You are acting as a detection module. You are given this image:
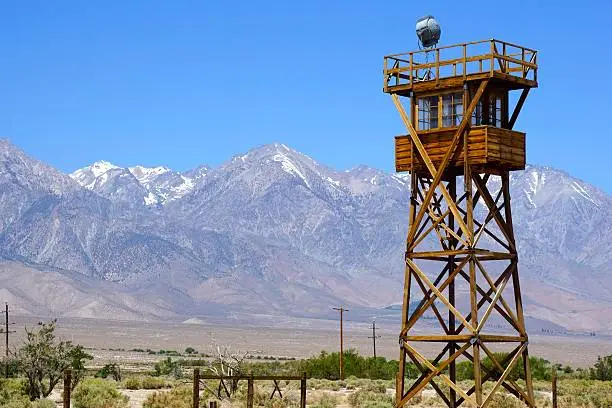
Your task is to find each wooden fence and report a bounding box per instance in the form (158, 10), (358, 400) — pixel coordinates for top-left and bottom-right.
(192, 369), (307, 408)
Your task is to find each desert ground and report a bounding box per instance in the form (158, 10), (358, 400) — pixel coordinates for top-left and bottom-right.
(8, 314), (612, 369)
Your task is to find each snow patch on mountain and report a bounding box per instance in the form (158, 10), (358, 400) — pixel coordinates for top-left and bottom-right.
(570, 181), (599, 207)
(272, 153), (311, 188)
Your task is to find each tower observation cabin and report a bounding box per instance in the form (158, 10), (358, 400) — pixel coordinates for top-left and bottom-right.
(384, 39), (537, 178)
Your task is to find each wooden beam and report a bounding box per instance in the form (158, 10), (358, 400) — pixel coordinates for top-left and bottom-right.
(404, 79), (488, 237)
(476, 269), (512, 333)
(482, 344), (526, 408)
(459, 346), (526, 405)
(401, 258), (468, 337)
(394, 108), (471, 242)
(473, 188), (504, 248)
(475, 259), (522, 334)
(399, 341), (474, 407)
(458, 268), (522, 334)
(508, 88), (529, 129)
(403, 342), (477, 406)
(403, 344), (450, 400)
(405, 335), (472, 342)
(406, 258), (476, 333)
(411, 272), (450, 334)
(404, 348), (452, 407)
(472, 173), (516, 252)
(480, 342), (532, 405)
(455, 265), (513, 334)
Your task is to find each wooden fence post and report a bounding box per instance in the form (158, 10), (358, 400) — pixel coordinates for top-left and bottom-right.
(247, 374), (254, 408)
(209, 402), (217, 408)
(63, 369), (71, 408)
(300, 372), (307, 408)
(193, 368), (200, 408)
(552, 368), (557, 408)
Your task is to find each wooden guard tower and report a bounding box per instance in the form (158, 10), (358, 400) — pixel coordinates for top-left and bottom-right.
(383, 39), (538, 407)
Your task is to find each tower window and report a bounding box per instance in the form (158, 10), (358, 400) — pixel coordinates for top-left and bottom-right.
(489, 95), (502, 127)
(472, 94), (503, 127)
(418, 96), (438, 130)
(472, 101), (483, 126)
(442, 92), (464, 127)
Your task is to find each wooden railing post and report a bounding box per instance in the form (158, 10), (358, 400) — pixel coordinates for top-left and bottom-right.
(63, 369), (71, 408)
(552, 368), (557, 408)
(383, 57), (388, 91)
(247, 374), (254, 408)
(409, 53), (413, 85)
(463, 44), (467, 79)
(300, 372), (307, 408)
(193, 368), (200, 408)
(490, 40), (494, 75)
(435, 48), (440, 82)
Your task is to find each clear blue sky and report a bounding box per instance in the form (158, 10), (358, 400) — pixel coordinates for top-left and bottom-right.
(1, 1), (611, 193)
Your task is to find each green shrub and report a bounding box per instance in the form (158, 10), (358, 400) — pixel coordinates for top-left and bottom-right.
(154, 357), (182, 379)
(2, 359), (20, 378)
(95, 362), (122, 381)
(297, 350), (410, 380)
(72, 378), (129, 408)
(141, 376), (166, 389)
(0, 379), (56, 408)
(311, 392), (338, 408)
(361, 380), (387, 393)
(348, 389), (393, 408)
(0, 399), (56, 408)
(16, 320), (93, 400)
(309, 379), (340, 391)
(453, 355), (552, 381)
(590, 355), (612, 380)
(122, 376), (166, 390)
(143, 387), (196, 408)
(0, 378), (28, 403)
(486, 393), (520, 408)
(558, 379), (612, 408)
(123, 377), (141, 390)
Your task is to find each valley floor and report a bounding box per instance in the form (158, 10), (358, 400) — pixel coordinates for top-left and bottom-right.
(8, 315), (612, 368)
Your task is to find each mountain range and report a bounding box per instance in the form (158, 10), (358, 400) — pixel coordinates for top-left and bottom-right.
(0, 139), (611, 333)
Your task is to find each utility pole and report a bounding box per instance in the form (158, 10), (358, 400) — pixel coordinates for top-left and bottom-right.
(1, 302), (16, 378)
(332, 307), (348, 380)
(368, 320), (381, 358)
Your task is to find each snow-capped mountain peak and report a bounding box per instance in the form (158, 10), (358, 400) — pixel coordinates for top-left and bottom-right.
(71, 161), (209, 206)
(128, 165), (171, 186)
(89, 160), (119, 176)
(70, 160), (120, 189)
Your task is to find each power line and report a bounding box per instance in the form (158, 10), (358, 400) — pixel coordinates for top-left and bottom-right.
(0, 302), (16, 378)
(332, 307), (348, 380)
(368, 320), (381, 358)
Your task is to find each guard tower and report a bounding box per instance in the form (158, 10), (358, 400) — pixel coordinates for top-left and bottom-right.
(384, 37), (538, 407)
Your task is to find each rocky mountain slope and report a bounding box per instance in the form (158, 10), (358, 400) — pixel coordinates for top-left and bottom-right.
(0, 139), (610, 332)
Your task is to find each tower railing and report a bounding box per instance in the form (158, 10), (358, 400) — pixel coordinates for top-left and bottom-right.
(383, 39), (537, 89)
